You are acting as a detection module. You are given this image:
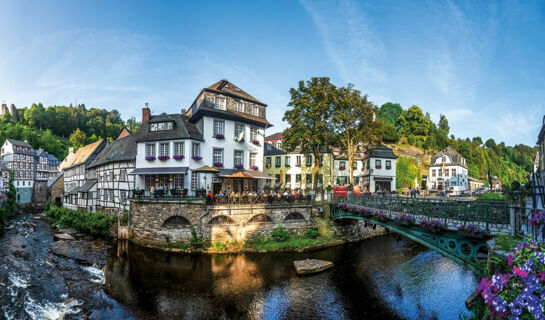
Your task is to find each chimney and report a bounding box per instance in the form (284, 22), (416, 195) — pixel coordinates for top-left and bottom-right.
(68, 147), (74, 154)
(142, 103), (150, 123)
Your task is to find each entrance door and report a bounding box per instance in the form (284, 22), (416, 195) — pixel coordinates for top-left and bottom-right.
(213, 183), (222, 195)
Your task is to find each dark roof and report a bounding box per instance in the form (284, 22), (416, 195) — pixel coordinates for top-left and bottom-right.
(6, 139), (32, 148)
(366, 145), (397, 159)
(79, 179), (97, 192)
(0, 163), (9, 171)
(189, 106), (272, 128)
(206, 79), (265, 106)
(538, 115), (545, 145)
(265, 132), (284, 141)
(129, 167), (189, 175)
(264, 143), (287, 156)
(36, 149), (48, 158)
(136, 113), (203, 143)
(431, 147), (467, 168)
(87, 135), (137, 169)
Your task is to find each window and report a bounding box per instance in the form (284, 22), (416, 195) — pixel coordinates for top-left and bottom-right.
(213, 120), (225, 136)
(119, 169), (127, 182)
(192, 143), (200, 157)
(120, 191), (127, 202)
(266, 157), (272, 168)
(452, 169), (456, 176)
(191, 172), (198, 190)
(109, 171), (114, 182)
(214, 97), (226, 110)
(445, 168), (449, 177)
(352, 161), (358, 170)
(275, 174), (280, 184)
(306, 155), (312, 166)
(306, 174), (312, 185)
(235, 123), (245, 139)
(275, 156), (281, 167)
(276, 141), (282, 149)
(375, 160), (382, 169)
(339, 161), (346, 170)
(284, 155), (290, 166)
(439, 169), (443, 177)
(442, 156), (446, 163)
(146, 144), (156, 157)
(237, 101), (245, 112)
(295, 174), (301, 184)
(296, 156), (302, 166)
(250, 127), (259, 142)
(432, 169), (436, 177)
(317, 174), (323, 186)
(109, 190), (114, 201)
(150, 122), (173, 131)
(213, 148), (223, 164)
(174, 142), (184, 156)
(319, 155), (324, 166)
(386, 160), (391, 169)
(250, 153), (257, 167)
(285, 174), (291, 185)
(252, 106), (260, 116)
(234, 150), (244, 166)
(159, 143), (169, 156)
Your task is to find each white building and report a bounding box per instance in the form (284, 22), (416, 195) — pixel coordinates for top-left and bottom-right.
(427, 147), (468, 191)
(1, 139), (36, 203)
(362, 145), (397, 192)
(332, 150), (365, 186)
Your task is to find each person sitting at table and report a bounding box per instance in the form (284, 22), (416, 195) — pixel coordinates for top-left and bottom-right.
(150, 185), (156, 194)
(157, 185), (164, 191)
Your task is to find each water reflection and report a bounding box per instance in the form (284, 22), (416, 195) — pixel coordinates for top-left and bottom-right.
(104, 236), (477, 320)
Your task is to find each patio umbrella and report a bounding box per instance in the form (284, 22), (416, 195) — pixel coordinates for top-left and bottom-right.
(193, 165), (220, 173)
(226, 171), (254, 179)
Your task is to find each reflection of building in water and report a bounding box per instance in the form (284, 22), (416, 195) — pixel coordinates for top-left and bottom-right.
(211, 255), (263, 295)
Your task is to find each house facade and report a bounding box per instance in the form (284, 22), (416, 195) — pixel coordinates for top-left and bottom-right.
(1, 139), (36, 203)
(332, 150), (366, 186)
(427, 146), (468, 191)
(362, 145), (397, 192)
(88, 132), (137, 213)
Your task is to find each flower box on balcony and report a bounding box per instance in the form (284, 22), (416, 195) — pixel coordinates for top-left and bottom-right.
(192, 155), (202, 161)
(234, 164), (244, 169)
(158, 155), (170, 161)
(250, 165), (258, 170)
(251, 139), (260, 145)
(215, 134), (225, 139)
(386, 166), (392, 170)
(145, 156), (156, 161)
(213, 162), (223, 168)
(376, 165), (382, 169)
(173, 155), (185, 160)
(339, 167), (346, 171)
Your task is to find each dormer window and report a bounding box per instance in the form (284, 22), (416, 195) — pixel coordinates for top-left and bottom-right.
(252, 106), (260, 116)
(150, 122), (173, 132)
(237, 101), (245, 112)
(215, 97), (226, 110)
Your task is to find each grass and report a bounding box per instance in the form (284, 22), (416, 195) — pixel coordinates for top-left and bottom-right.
(494, 234), (523, 252)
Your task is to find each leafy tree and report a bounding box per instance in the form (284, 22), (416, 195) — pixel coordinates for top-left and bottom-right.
(377, 102), (403, 125)
(472, 137), (483, 145)
(333, 84), (382, 185)
(485, 138), (497, 149)
(396, 156), (421, 189)
(438, 114), (450, 134)
(381, 121), (400, 143)
(282, 77), (337, 189)
(396, 105), (431, 136)
(69, 128), (88, 150)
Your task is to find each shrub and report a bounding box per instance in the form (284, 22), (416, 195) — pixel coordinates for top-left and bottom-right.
(190, 226), (203, 248)
(478, 192), (507, 201)
(305, 226), (319, 239)
(271, 227), (290, 242)
(44, 205), (117, 238)
(213, 241), (227, 252)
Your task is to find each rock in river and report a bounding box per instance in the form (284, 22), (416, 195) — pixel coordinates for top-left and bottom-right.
(293, 259), (334, 275)
(54, 233), (75, 241)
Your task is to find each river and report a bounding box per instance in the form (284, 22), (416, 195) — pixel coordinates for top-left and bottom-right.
(1, 213), (478, 320)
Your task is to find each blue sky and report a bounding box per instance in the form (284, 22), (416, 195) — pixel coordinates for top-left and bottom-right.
(0, 0), (544, 146)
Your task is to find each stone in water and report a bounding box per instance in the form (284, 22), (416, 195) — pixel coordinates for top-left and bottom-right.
(293, 259), (334, 275)
(54, 233), (75, 241)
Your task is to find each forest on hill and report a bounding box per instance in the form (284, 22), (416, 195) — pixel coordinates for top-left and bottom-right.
(0, 103), (140, 159)
(378, 102), (537, 188)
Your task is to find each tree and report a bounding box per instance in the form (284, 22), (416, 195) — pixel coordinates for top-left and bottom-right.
(69, 128), (88, 150)
(377, 102), (403, 125)
(438, 114), (450, 134)
(381, 121), (400, 143)
(282, 77), (337, 189)
(396, 105), (431, 136)
(333, 84), (382, 185)
(472, 137), (483, 145)
(396, 156), (421, 189)
(485, 138), (497, 150)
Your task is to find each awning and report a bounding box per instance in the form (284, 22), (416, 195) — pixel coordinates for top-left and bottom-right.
(193, 165), (220, 173)
(217, 169), (242, 177)
(226, 171), (255, 179)
(243, 170), (275, 180)
(373, 176), (393, 181)
(129, 167), (189, 175)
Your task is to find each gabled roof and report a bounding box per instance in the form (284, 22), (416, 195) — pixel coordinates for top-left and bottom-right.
(47, 153), (58, 161)
(6, 139), (32, 148)
(432, 146), (466, 167)
(36, 149), (48, 158)
(136, 113), (203, 143)
(206, 79), (265, 106)
(62, 140), (106, 170)
(87, 134), (137, 169)
(365, 145), (397, 159)
(264, 143), (287, 156)
(265, 132), (284, 141)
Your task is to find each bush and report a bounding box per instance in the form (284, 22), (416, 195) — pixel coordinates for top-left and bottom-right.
(305, 226), (319, 239)
(213, 241), (227, 252)
(44, 205), (117, 238)
(190, 226), (203, 248)
(478, 192), (507, 201)
(271, 227), (290, 242)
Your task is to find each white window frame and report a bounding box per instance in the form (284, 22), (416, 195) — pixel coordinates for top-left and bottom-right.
(250, 127), (259, 141)
(159, 143), (169, 157)
(174, 142), (184, 156)
(237, 101), (245, 112)
(250, 153), (257, 167)
(234, 150), (244, 166)
(213, 148), (223, 164)
(235, 123), (245, 137)
(252, 105), (260, 116)
(191, 172), (198, 190)
(214, 96), (226, 110)
(146, 144), (156, 157)
(213, 120), (225, 136)
(192, 143), (200, 157)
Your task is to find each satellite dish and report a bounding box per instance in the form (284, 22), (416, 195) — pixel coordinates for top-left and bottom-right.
(238, 131), (245, 142)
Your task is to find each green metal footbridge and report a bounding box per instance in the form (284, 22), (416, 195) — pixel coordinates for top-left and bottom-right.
(331, 195), (514, 275)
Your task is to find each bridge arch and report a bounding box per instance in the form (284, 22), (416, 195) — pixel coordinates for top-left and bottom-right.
(208, 215), (235, 225)
(162, 215), (191, 228)
(248, 214), (273, 223)
(284, 212), (305, 221)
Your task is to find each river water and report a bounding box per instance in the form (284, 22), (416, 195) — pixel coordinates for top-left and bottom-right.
(1, 213), (479, 320)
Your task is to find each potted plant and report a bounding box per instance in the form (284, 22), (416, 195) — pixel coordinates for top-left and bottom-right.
(376, 165), (382, 169)
(145, 155), (156, 161)
(386, 165), (392, 170)
(394, 213), (414, 226)
(158, 155), (170, 161)
(529, 209), (545, 227)
(250, 165), (258, 170)
(457, 223), (483, 238)
(215, 134), (225, 139)
(419, 218), (445, 233)
(173, 155), (185, 160)
(192, 155), (202, 161)
(213, 162), (223, 168)
(340, 166), (346, 171)
(234, 164), (244, 169)
(251, 139), (260, 145)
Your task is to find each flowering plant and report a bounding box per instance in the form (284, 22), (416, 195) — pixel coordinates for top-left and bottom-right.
(530, 210), (545, 227)
(173, 155), (184, 160)
(234, 164), (244, 169)
(375, 210), (388, 220)
(337, 203), (348, 209)
(386, 166), (392, 170)
(145, 156), (156, 161)
(477, 239), (545, 319)
(339, 167), (346, 171)
(215, 134), (225, 139)
(251, 139), (260, 145)
(458, 223), (483, 237)
(376, 165), (382, 169)
(158, 155), (170, 161)
(250, 165), (258, 170)
(192, 155), (202, 161)
(394, 213), (414, 224)
(213, 162), (223, 168)
(419, 218), (445, 233)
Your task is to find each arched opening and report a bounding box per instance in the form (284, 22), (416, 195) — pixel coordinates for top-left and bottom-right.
(162, 215), (191, 227)
(208, 215), (235, 225)
(248, 214), (273, 223)
(284, 212), (305, 221)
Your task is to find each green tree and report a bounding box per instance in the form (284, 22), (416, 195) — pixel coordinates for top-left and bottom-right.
(472, 136), (483, 145)
(438, 114), (450, 134)
(333, 84), (382, 185)
(377, 102), (403, 125)
(381, 121), (400, 143)
(396, 156), (421, 189)
(282, 77), (337, 189)
(396, 105), (431, 136)
(69, 128), (88, 150)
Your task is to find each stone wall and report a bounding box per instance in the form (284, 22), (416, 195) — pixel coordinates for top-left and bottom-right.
(50, 175), (64, 206)
(129, 201), (313, 245)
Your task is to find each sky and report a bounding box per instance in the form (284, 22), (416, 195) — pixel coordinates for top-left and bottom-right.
(0, 0), (544, 146)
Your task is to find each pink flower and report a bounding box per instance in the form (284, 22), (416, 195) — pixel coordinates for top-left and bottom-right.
(507, 254), (513, 266)
(513, 267), (528, 278)
(537, 271), (545, 282)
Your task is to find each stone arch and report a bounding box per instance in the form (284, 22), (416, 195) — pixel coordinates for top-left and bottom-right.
(162, 215), (191, 228)
(208, 215), (235, 225)
(284, 212), (305, 221)
(248, 214), (273, 223)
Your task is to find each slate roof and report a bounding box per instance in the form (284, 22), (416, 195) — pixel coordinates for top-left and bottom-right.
(264, 143), (287, 156)
(62, 140), (106, 170)
(79, 179), (97, 193)
(136, 113), (203, 143)
(36, 149), (47, 158)
(207, 79), (265, 106)
(87, 134), (137, 169)
(366, 145), (398, 159)
(6, 139), (32, 148)
(431, 146), (466, 168)
(265, 132), (284, 141)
